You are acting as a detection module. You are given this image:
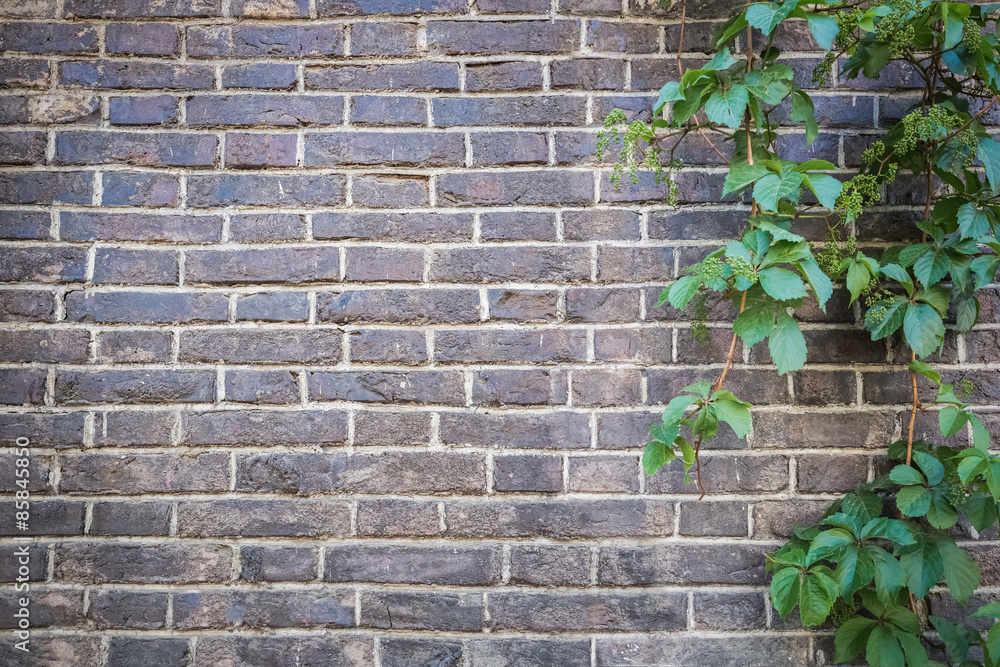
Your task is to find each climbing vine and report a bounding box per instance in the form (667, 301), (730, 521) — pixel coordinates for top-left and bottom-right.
(600, 1), (1000, 665)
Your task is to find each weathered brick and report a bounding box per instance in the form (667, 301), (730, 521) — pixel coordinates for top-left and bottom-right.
(2, 0), (57, 15)
(598, 246), (673, 282)
(0, 58), (50, 87)
(487, 288), (559, 321)
(352, 174), (429, 208)
(568, 288), (642, 323)
(679, 500), (749, 537)
(61, 212), (223, 242)
(0, 499), (84, 536)
(101, 171), (180, 207)
(240, 545), (317, 582)
(0, 542), (48, 582)
(0, 368), (47, 405)
(226, 369), (300, 404)
(188, 25), (343, 57)
(236, 451), (484, 494)
(225, 132), (298, 168)
(235, 291), (309, 322)
(0, 172), (93, 205)
(350, 21), (419, 56)
(55, 369), (216, 404)
(753, 411), (896, 449)
(189, 94), (344, 127)
(174, 590), (354, 629)
(106, 22), (178, 55)
(309, 370), (465, 405)
(66, 291), (229, 323)
(350, 329), (427, 364)
(473, 369), (564, 406)
(90, 501), (172, 536)
(186, 247), (340, 284)
(56, 131), (217, 167)
(360, 591), (483, 631)
(471, 131), (548, 166)
(469, 639), (591, 666)
(0, 412), (85, 448)
(694, 592), (767, 631)
(354, 411), (432, 446)
(432, 246), (591, 282)
(480, 211), (556, 241)
(478, 0), (548, 11)
(0, 131), (46, 165)
(305, 131), (464, 167)
(435, 329), (588, 364)
(182, 409), (347, 446)
(0, 636), (101, 666)
(796, 454), (870, 493)
(382, 639), (464, 667)
(0, 329), (88, 363)
(65, 0), (221, 16)
(189, 173), (345, 207)
(597, 636), (811, 666)
(0, 22), (97, 53)
(573, 368), (642, 407)
(595, 328), (673, 364)
(305, 62), (460, 91)
(319, 0), (465, 14)
(433, 96), (586, 126)
(568, 455), (639, 492)
(753, 499), (834, 539)
(588, 20), (659, 51)
(427, 21), (579, 55)
(222, 63), (298, 89)
(314, 211), (472, 242)
(60, 452), (229, 495)
(446, 499), (673, 538)
(231, 213), (307, 242)
(599, 543), (766, 585)
(327, 545), (500, 584)
(179, 329), (341, 364)
(494, 454), (564, 492)
(552, 58), (626, 90)
(232, 0), (309, 16)
(647, 454), (790, 495)
(108, 638), (191, 667)
(56, 543), (232, 583)
(0, 289), (55, 321)
(60, 61), (215, 89)
(510, 545), (591, 587)
(350, 94), (427, 125)
(179, 499), (351, 537)
(89, 590), (168, 629)
(96, 330), (172, 363)
(194, 636), (373, 667)
(0, 211), (48, 240)
(318, 288), (481, 324)
(356, 499), (440, 536)
(92, 410), (175, 448)
(490, 591), (687, 632)
(565, 209), (641, 240)
(0, 453), (52, 492)
(466, 61), (543, 91)
(440, 411), (590, 449)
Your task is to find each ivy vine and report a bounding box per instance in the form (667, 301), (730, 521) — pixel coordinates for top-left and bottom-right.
(599, 1), (1000, 665)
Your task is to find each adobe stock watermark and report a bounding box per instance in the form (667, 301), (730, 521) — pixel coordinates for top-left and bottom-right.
(11, 436), (32, 653)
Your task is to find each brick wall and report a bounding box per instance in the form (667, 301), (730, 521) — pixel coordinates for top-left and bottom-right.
(2, 0), (998, 665)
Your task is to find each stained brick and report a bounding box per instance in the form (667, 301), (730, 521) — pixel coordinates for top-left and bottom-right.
(55, 369), (216, 405)
(317, 288), (481, 324)
(471, 131), (548, 166)
(481, 211), (558, 242)
(60, 61), (215, 89)
(352, 174), (429, 208)
(61, 212), (223, 242)
(61, 453), (230, 494)
(225, 132), (298, 168)
(446, 499), (674, 538)
(305, 131), (464, 167)
(433, 96), (586, 126)
(351, 21), (420, 56)
(222, 63), (298, 89)
(187, 174), (345, 207)
(308, 370), (465, 405)
(314, 211), (472, 242)
(181, 410), (348, 446)
(466, 61), (543, 91)
(327, 545), (499, 584)
(0, 329), (89, 363)
(56, 131), (217, 167)
(305, 62), (460, 91)
(434, 329), (588, 364)
(0, 23), (98, 53)
(179, 329), (341, 364)
(179, 499), (351, 537)
(187, 25), (343, 57)
(440, 412), (591, 449)
(0, 131), (47, 165)
(187, 95), (344, 127)
(489, 591), (687, 632)
(66, 291), (229, 324)
(174, 590), (354, 628)
(106, 22), (178, 55)
(431, 247), (591, 282)
(427, 21), (579, 55)
(101, 171), (180, 207)
(186, 247), (340, 284)
(56, 543), (232, 584)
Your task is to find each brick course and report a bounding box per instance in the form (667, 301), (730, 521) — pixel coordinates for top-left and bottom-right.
(1, 1), (997, 665)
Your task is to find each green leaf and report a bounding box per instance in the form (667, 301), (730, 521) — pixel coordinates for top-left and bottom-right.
(759, 267), (807, 300)
(769, 311), (807, 374)
(937, 538), (981, 605)
(799, 566), (839, 626)
(860, 518), (914, 545)
(900, 538), (944, 598)
(846, 260), (871, 304)
(807, 527), (855, 562)
(908, 360), (941, 384)
(723, 160), (770, 197)
(682, 380), (713, 398)
(650, 422), (681, 445)
(746, 0), (801, 35)
(806, 11), (840, 50)
(803, 173), (843, 210)
(866, 296), (908, 340)
(704, 46), (739, 70)
(791, 90), (818, 146)
(939, 406), (969, 438)
(753, 217), (803, 242)
(955, 297), (979, 333)
(712, 397), (753, 438)
(930, 616), (975, 665)
(987, 625), (1000, 667)
(661, 394), (699, 424)
(958, 203), (992, 238)
(666, 275), (701, 310)
(926, 490), (959, 530)
(769, 566), (801, 621)
(959, 491), (998, 532)
(843, 492), (883, 524)
(836, 544), (876, 596)
(903, 303), (945, 358)
(896, 485), (932, 517)
(913, 451), (944, 486)
(970, 413), (992, 451)
(761, 240), (811, 267)
(693, 406), (718, 439)
(705, 84), (749, 129)
(979, 137), (1000, 192)
(869, 546), (907, 603)
(972, 255), (1000, 290)
(890, 626), (928, 667)
(753, 171), (804, 211)
(836, 616), (877, 663)
(972, 602), (1000, 620)
(714, 14), (749, 47)
(913, 249), (951, 288)
(866, 622), (905, 667)
(798, 257), (834, 308)
(642, 440), (676, 475)
(879, 263), (914, 295)
(889, 464), (925, 487)
(733, 301), (776, 347)
(654, 81), (684, 115)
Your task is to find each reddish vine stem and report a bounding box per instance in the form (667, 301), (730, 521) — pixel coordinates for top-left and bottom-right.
(676, 0), (687, 79)
(907, 349), (918, 466)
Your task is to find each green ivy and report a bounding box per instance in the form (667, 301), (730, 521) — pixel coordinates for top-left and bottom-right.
(598, 1), (1000, 664)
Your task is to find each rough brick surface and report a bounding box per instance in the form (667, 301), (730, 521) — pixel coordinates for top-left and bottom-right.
(1, 3), (996, 664)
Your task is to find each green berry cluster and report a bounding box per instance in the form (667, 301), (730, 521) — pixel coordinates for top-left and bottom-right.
(815, 228), (846, 278)
(690, 289), (710, 345)
(729, 256), (759, 285)
(875, 0), (919, 59)
(836, 174), (882, 223)
(698, 256), (725, 282)
(959, 378), (976, 398)
(963, 19), (984, 53)
(828, 597), (857, 628)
